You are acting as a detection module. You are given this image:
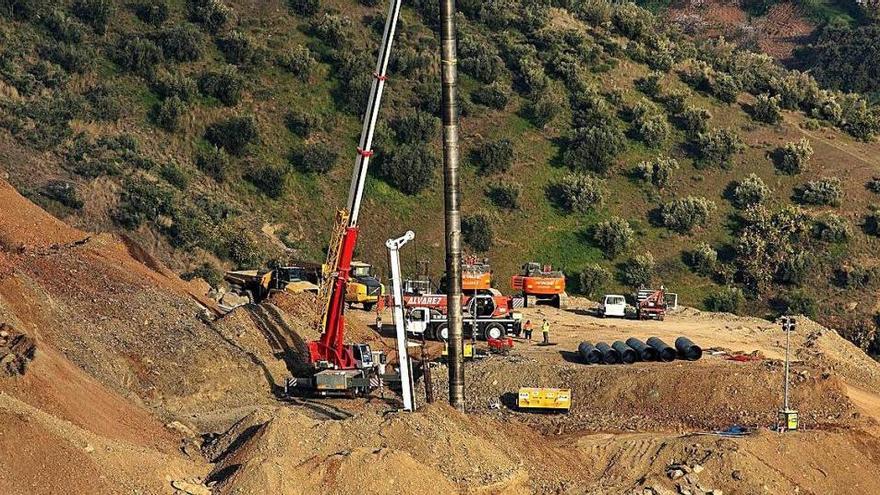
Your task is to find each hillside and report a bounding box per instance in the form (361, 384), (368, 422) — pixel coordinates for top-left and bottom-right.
(2, 0), (880, 353)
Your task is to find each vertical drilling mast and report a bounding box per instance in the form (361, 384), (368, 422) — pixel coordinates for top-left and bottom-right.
(387, 231), (416, 411)
(308, 0), (403, 370)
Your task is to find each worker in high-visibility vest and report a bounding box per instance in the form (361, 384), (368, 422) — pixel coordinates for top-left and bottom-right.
(541, 319), (550, 345)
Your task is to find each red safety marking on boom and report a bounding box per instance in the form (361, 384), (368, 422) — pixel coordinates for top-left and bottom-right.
(357, 148), (374, 157)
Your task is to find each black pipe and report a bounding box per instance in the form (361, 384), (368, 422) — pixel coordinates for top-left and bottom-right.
(595, 342), (621, 364)
(578, 342), (601, 364)
(626, 337), (658, 361)
(647, 337), (676, 362)
(675, 336), (702, 361)
(612, 341), (638, 364)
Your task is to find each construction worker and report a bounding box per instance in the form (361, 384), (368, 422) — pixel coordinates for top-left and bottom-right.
(541, 319), (550, 345)
(523, 320), (533, 340)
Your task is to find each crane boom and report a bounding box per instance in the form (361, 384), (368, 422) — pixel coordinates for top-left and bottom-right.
(308, 0), (403, 369)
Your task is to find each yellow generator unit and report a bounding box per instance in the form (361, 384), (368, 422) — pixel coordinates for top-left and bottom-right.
(517, 387), (571, 411)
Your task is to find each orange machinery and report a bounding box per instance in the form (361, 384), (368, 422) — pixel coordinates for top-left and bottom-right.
(461, 256), (492, 294)
(511, 262), (568, 309)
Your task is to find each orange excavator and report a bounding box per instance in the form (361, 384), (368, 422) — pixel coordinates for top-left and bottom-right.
(511, 262), (568, 309)
(461, 256), (492, 294)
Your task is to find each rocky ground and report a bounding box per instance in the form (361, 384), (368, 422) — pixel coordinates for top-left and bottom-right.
(3, 176), (880, 494)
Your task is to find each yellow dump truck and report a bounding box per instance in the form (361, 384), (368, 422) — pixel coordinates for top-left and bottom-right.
(344, 261), (385, 310)
(224, 265), (319, 304)
(517, 387), (571, 411)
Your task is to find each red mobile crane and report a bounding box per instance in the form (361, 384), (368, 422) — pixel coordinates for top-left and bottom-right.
(288, 0), (403, 396)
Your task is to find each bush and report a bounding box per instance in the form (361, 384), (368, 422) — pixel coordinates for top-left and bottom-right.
(612, 3), (651, 40)
(205, 116), (259, 156)
(524, 90), (564, 127)
(564, 125), (626, 174)
(44, 10), (86, 43)
(309, 13), (351, 47)
(393, 111), (438, 144)
(220, 224), (268, 268)
(198, 67), (243, 106)
(1, 0), (45, 20)
(217, 31), (257, 67)
(635, 72), (663, 97)
(775, 138), (812, 175)
(795, 177), (843, 207)
(284, 110), (322, 137)
(486, 180), (521, 210)
(620, 252), (655, 287)
(713, 73), (740, 104)
(866, 208), (880, 237)
(833, 265), (875, 289)
(472, 82), (510, 110)
(660, 196), (716, 233)
(695, 128), (744, 168)
(575, 0), (612, 25)
(292, 142), (338, 174)
(686, 242), (717, 276)
(459, 34), (505, 84)
(114, 178), (176, 229)
(635, 156), (678, 189)
(134, 1), (169, 26)
(752, 93), (782, 124)
(40, 43), (94, 74)
(152, 71), (198, 101)
(72, 0), (113, 35)
(158, 24), (203, 63)
(774, 250), (811, 285)
(114, 36), (163, 76)
(187, 0), (230, 33)
(579, 263), (610, 298)
(593, 216), (634, 259)
(152, 96), (186, 132)
(377, 144), (438, 195)
(705, 287), (744, 314)
(159, 162), (190, 189)
(866, 177), (880, 194)
(289, 0), (320, 16)
(195, 146), (232, 182)
(552, 172), (607, 213)
(277, 45), (315, 81)
(246, 162), (288, 198)
(85, 84), (123, 120)
(677, 106), (711, 134)
(473, 138), (514, 174)
(777, 289), (817, 318)
(813, 213), (851, 242)
(730, 173), (770, 209)
(40, 181), (83, 209)
(662, 88), (689, 115)
(634, 113), (669, 148)
(182, 262), (224, 288)
(462, 213), (493, 252)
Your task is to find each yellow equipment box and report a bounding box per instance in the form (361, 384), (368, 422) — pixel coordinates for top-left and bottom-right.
(442, 342), (475, 359)
(517, 387), (571, 411)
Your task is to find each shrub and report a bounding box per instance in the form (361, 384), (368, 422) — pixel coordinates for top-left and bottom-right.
(775, 138), (813, 175)
(813, 213), (851, 242)
(85, 84), (123, 120)
(198, 67), (243, 106)
(579, 263), (610, 298)
(195, 146), (232, 182)
(246, 162), (288, 198)
(41, 43), (94, 74)
(40, 181), (83, 209)
(152, 96), (186, 132)
(635, 72), (663, 97)
(575, 0), (612, 25)
(44, 10), (86, 43)
(712, 73), (740, 104)
(473, 138), (514, 174)
(730, 173), (770, 209)
(292, 142), (338, 174)
(486, 180), (521, 210)
(72, 0), (113, 35)
(134, 1), (169, 26)
(394, 111), (438, 144)
(459, 34), (505, 84)
(152, 71), (198, 101)
(695, 128), (744, 168)
(768, 71), (817, 110)
(462, 213), (493, 252)
(612, 2), (651, 40)
(289, 0), (320, 16)
(620, 252), (655, 287)
(183, 262), (224, 288)
(752, 93), (782, 124)
(472, 82), (510, 109)
(114, 36), (163, 76)
(277, 45), (315, 81)
(795, 177), (843, 206)
(524, 90), (564, 127)
(833, 265), (875, 289)
(634, 113), (669, 148)
(221, 224), (268, 268)
(284, 110), (322, 137)
(662, 89), (689, 115)
(114, 178), (175, 229)
(660, 196), (716, 233)
(775, 250), (812, 285)
(866, 177), (880, 194)
(866, 207), (880, 237)
(705, 287), (744, 314)
(377, 144), (438, 195)
(552, 172), (607, 213)
(205, 116), (259, 156)
(158, 24), (203, 62)
(593, 216), (634, 259)
(309, 13), (351, 47)
(635, 156), (678, 189)
(217, 31), (256, 67)
(564, 125), (626, 174)
(686, 242), (717, 276)
(186, 0), (230, 33)
(777, 289), (817, 318)
(1, 0), (44, 20)
(677, 106), (711, 134)
(159, 162), (190, 189)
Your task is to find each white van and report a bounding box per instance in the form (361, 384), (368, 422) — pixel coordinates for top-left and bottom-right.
(598, 294), (627, 318)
